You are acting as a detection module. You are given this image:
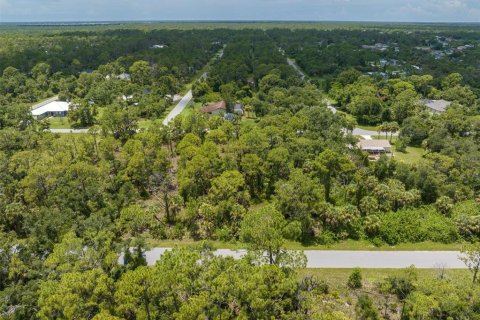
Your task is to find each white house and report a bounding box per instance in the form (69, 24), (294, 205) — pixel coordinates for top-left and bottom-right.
(31, 96), (70, 118)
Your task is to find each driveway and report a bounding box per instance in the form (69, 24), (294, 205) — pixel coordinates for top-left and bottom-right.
(162, 90), (193, 125)
(125, 248), (466, 269)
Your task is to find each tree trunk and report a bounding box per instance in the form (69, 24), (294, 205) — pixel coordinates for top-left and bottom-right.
(268, 247), (274, 265)
(143, 286), (152, 320)
(325, 177), (331, 203)
(473, 264), (479, 284)
(163, 188), (171, 223)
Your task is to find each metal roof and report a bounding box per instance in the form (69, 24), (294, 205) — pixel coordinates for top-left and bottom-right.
(357, 139), (392, 149)
(421, 99), (451, 113)
(32, 100), (70, 116)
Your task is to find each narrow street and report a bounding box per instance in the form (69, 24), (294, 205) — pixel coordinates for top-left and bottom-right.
(126, 248), (466, 269)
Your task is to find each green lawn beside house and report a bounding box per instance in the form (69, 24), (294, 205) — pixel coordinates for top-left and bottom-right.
(46, 116), (72, 129)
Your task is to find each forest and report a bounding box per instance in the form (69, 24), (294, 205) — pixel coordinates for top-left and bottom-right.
(0, 22), (480, 319)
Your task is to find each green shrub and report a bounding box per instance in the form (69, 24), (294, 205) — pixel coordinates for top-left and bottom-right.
(355, 294), (380, 320)
(348, 268), (363, 289)
(378, 206), (459, 245)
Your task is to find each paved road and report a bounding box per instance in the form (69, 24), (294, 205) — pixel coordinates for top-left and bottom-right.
(162, 90), (193, 125)
(49, 128), (89, 133)
(351, 128), (399, 137)
(287, 58), (306, 81)
(130, 248), (466, 269)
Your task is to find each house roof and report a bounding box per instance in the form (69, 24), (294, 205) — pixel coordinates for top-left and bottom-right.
(357, 139), (391, 150)
(201, 101), (226, 113)
(421, 99), (451, 113)
(32, 99), (70, 116)
(32, 96), (59, 110)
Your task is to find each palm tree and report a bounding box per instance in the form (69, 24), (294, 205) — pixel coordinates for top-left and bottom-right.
(379, 122), (390, 140)
(389, 121), (400, 143)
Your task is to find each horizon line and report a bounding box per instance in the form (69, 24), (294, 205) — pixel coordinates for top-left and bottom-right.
(1, 19), (480, 25)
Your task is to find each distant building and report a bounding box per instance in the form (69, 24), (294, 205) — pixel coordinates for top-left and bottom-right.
(117, 73), (131, 81)
(151, 44), (168, 49)
(31, 96), (70, 118)
(358, 139), (392, 160)
(200, 101), (226, 115)
(415, 46), (431, 52)
(421, 99), (451, 114)
(362, 43), (389, 51)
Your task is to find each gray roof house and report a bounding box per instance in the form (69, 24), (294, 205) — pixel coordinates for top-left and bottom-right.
(421, 99), (451, 114)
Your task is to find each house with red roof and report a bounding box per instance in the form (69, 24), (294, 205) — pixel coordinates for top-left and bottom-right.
(200, 101), (227, 115)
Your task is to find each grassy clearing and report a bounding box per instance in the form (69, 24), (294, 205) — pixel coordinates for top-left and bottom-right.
(356, 124), (380, 131)
(298, 268), (471, 293)
(47, 116), (72, 129)
(370, 136), (427, 164)
(145, 238), (466, 251)
(394, 146), (426, 164)
(181, 101), (201, 118)
(137, 119), (154, 130)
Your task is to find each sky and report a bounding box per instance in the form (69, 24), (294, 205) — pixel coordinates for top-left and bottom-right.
(0, 0), (479, 23)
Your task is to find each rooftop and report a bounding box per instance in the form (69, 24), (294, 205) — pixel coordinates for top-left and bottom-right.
(421, 99), (451, 113)
(357, 139), (392, 150)
(31, 97), (70, 116)
(201, 101), (226, 113)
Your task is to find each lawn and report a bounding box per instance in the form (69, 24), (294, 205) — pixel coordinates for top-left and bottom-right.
(137, 119), (154, 129)
(181, 101), (201, 118)
(298, 268), (471, 293)
(371, 136), (427, 164)
(145, 238), (467, 251)
(47, 116), (72, 129)
(394, 146), (426, 164)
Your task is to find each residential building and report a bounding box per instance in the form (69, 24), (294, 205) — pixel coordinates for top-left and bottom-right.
(200, 101), (226, 115)
(421, 99), (451, 114)
(31, 96), (70, 118)
(358, 139), (392, 160)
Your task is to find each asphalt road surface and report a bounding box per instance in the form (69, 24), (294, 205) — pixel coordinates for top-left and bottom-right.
(287, 58), (306, 81)
(129, 248), (466, 269)
(49, 128), (89, 133)
(352, 128), (399, 136)
(162, 90), (193, 125)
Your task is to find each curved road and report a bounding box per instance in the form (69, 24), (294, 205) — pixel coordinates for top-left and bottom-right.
(132, 248), (466, 269)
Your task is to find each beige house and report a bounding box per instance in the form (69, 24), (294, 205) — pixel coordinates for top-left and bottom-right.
(358, 139), (392, 160)
(421, 99), (451, 114)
